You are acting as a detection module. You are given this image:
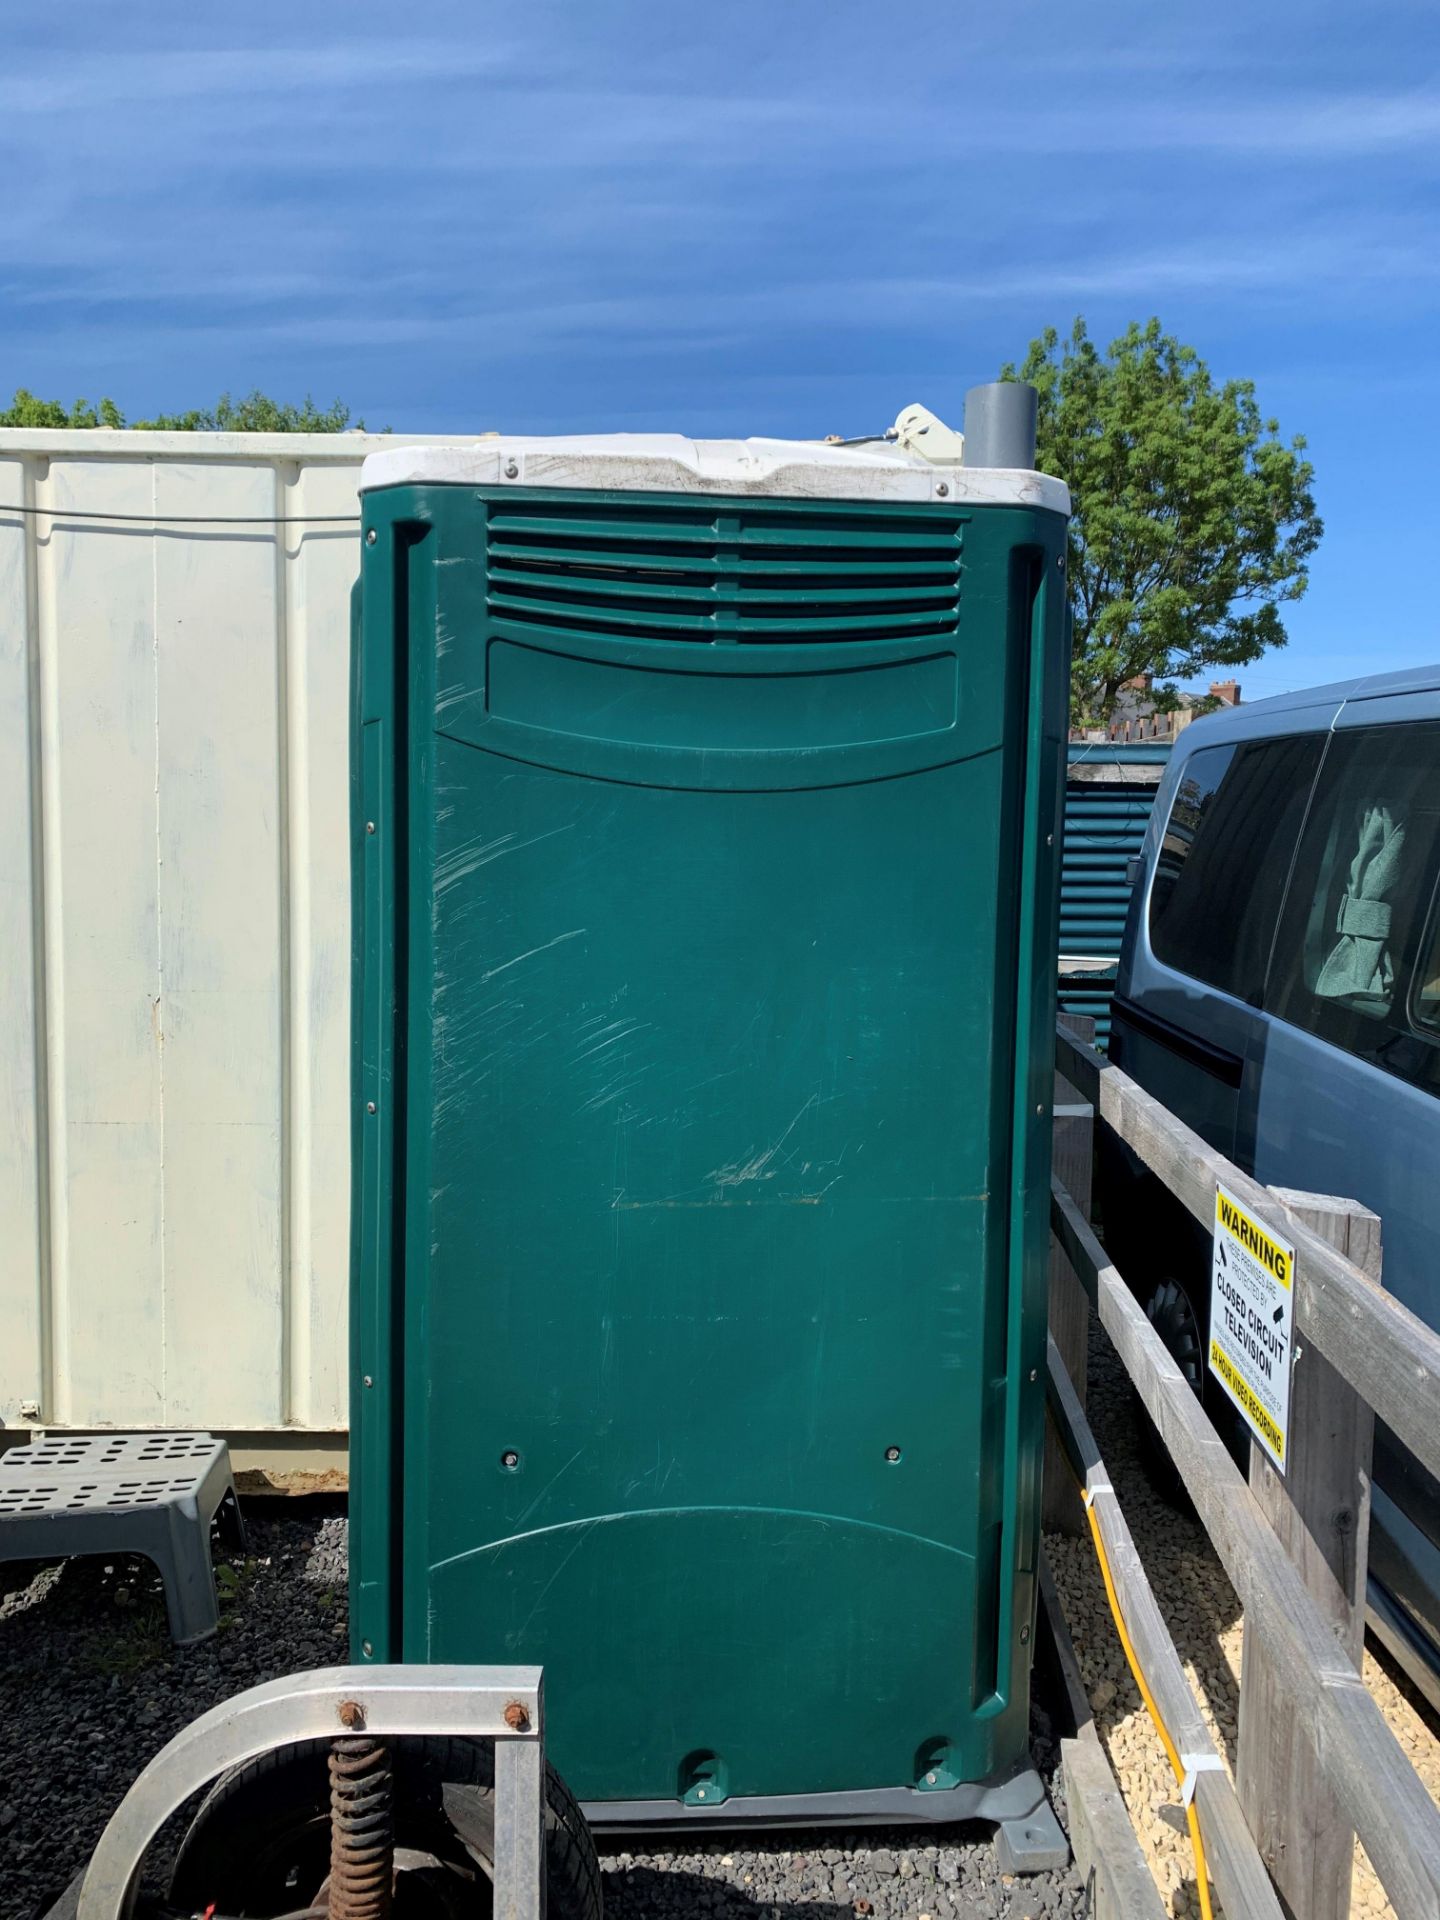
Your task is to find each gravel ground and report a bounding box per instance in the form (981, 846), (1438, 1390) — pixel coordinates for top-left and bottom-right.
(0, 1506), (349, 1920)
(10, 1344), (1434, 1920)
(1048, 1309), (1440, 1918)
(0, 1503), (1083, 1920)
(593, 1827), (1077, 1920)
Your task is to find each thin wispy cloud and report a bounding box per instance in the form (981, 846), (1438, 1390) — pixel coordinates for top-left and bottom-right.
(0, 41), (516, 114)
(2, 0), (1437, 686)
(12, 228), (1435, 378)
(1018, 89), (1440, 157)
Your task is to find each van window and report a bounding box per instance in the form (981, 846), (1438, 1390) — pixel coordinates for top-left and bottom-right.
(1148, 735), (1323, 1002)
(1267, 721), (1440, 1095)
(1413, 885), (1440, 1036)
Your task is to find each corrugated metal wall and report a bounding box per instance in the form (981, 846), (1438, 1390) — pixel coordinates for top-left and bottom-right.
(0, 430), (470, 1435)
(1058, 743), (1171, 1047)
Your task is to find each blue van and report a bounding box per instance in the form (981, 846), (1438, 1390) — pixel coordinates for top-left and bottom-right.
(1104, 664), (1440, 1706)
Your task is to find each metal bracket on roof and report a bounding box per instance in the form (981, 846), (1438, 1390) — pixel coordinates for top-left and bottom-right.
(890, 403), (967, 465)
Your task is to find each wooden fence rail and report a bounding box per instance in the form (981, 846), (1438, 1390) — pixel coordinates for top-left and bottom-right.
(1049, 1015), (1440, 1919)
(1050, 1175), (1440, 1917)
(1045, 1333), (1285, 1920)
(1038, 1550), (1168, 1920)
(1053, 1023), (1440, 1488)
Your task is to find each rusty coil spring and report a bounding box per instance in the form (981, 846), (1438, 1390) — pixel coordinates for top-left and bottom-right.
(327, 1736), (394, 1920)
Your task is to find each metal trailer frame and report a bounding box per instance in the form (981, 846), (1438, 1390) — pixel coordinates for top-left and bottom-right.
(73, 1665), (546, 1920)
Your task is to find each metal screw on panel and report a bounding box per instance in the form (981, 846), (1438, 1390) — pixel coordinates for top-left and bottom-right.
(1055, 551), (1065, 570)
(365, 821), (376, 835)
(1020, 1624), (1030, 1643)
(1045, 833), (1053, 846)
(338, 1700), (365, 1729)
(500, 1450), (520, 1470)
(935, 481), (950, 497)
(362, 1375), (374, 1389)
(884, 1445), (902, 1464)
(1028, 1368), (1037, 1383)
(366, 1101), (377, 1114)
(925, 1772), (937, 1786)
(504, 461), (519, 479)
(366, 528), (377, 546)
(503, 1701), (530, 1732)
(696, 1788), (707, 1800)
(361, 1640), (373, 1657)
(1035, 1104), (1044, 1116)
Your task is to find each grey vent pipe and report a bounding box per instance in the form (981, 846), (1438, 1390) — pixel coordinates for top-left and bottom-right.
(963, 382), (1038, 470)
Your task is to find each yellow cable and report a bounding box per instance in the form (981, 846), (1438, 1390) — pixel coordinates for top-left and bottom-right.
(1076, 1477), (1217, 1920)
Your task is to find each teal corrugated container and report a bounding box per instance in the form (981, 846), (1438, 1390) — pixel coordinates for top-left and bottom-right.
(349, 425), (1070, 1834)
(1059, 743), (1170, 1047)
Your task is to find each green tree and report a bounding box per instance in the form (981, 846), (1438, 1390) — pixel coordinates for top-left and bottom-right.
(1003, 318), (1322, 728)
(0, 388), (365, 432)
(136, 392), (360, 432)
(0, 388), (124, 428)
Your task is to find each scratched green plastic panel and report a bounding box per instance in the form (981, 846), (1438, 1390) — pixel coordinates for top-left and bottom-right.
(350, 486), (1067, 1805)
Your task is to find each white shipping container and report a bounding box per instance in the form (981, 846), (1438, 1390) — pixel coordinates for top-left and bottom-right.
(0, 430), (474, 1463)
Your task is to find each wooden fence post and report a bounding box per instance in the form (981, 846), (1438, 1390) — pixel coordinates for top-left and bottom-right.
(1044, 1013), (1095, 1534)
(1236, 1189), (1382, 1920)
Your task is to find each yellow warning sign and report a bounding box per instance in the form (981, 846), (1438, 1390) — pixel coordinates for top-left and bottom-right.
(1214, 1189), (1292, 1290)
(1209, 1181), (1296, 1475)
(1209, 1342), (1285, 1462)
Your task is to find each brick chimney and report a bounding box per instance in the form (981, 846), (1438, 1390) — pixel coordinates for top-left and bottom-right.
(1209, 679), (1241, 707)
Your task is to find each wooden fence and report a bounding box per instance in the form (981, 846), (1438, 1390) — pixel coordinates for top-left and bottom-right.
(1048, 1016), (1440, 1920)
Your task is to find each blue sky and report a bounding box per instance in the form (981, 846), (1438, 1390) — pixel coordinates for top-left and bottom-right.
(4, 1), (1438, 694)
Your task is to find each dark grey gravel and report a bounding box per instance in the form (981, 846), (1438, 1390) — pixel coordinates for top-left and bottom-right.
(0, 1502), (349, 1920)
(0, 1504), (1086, 1920)
(595, 1824), (1085, 1920)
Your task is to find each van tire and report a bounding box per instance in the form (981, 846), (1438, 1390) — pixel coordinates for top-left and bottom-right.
(1138, 1275), (1249, 1504)
(1138, 1277), (1204, 1505)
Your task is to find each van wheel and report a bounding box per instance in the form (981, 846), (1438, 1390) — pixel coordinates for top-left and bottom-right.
(1138, 1277), (1204, 1505)
(1137, 1276), (1249, 1503)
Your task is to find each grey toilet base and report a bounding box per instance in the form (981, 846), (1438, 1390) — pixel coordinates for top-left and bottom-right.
(584, 1763), (1070, 1873)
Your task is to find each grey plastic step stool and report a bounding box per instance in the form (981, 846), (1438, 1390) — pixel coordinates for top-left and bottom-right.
(0, 1432), (246, 1644)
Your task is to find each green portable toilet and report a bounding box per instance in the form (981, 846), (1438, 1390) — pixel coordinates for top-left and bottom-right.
(350, 387), (1070, 1859)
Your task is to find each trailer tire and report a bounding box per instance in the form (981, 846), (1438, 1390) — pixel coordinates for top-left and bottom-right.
(168, 1733), (602, 1920)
